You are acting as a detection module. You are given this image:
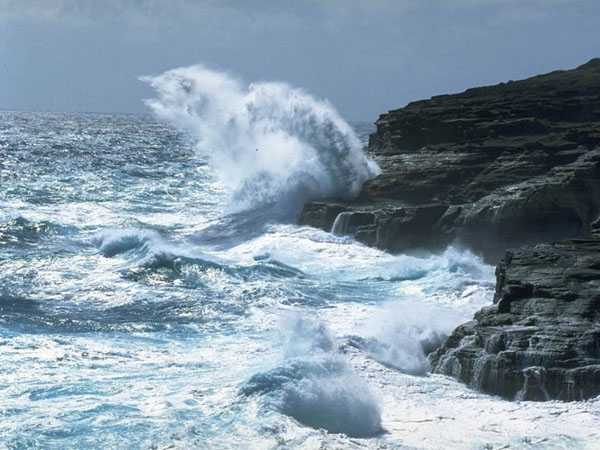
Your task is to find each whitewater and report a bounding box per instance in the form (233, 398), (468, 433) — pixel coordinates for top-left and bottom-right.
(1, 67), (599, 449)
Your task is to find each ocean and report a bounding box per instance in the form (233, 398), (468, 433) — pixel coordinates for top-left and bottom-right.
(1, 66), (599, 449)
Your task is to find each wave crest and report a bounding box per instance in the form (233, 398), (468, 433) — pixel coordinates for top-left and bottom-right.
(0, 216), (74, 246)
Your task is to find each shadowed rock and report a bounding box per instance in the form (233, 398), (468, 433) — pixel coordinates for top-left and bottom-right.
(299, 58), (600, 263)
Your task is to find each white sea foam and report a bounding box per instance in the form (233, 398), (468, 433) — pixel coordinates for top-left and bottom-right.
(223, 229), (494, 376)
(141, 65), (379, 214)
(6, 110), (600, 449)
(359, 299), (466, 375)
(223, 224), (495, 290)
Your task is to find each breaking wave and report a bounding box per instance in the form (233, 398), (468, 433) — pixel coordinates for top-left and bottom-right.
(141, 65), (379, 216)
(348, 300), (466, 375)
(241, 315), (383, 438)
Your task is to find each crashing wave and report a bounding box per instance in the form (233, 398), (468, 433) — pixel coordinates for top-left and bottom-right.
(93, 228), (162, 257)
(94, 228), (221, 267)
(141, 65), (379, 216)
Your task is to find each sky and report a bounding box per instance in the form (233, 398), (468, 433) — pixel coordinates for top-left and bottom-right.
(1, 0), (599, 121)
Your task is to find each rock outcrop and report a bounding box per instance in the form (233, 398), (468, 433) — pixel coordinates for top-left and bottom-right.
(429, 239), (600, 401)
(299, 59), (600, 262)
(299, 59), (600, 401)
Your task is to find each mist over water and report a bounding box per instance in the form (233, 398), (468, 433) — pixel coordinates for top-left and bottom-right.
(1, 105), (599, 449)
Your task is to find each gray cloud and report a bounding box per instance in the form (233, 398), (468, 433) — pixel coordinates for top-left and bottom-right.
(0, 0), (587, 22)
(1, 0), (599, 120)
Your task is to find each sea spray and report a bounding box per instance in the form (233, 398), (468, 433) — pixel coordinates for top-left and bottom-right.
(241, 314), (383, 438)
(141, 65), (379, 215)
(356, 299), (466, 375)
(8, 111), (599, 448)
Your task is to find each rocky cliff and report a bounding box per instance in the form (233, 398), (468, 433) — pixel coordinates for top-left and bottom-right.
(300, 59), (600, 262)
(429, 238), (600, 401)
(300, 59), (600, 401)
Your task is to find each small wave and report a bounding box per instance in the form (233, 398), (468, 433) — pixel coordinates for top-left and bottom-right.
(93, 228), (161, 257)
(0, 287), (240, 334)
(241, 315), (383, 438)
(93, 228), (306, 290)
(139, 251), (222, 273)
(239, 257), (305, 280)
(376, 247), (493, 284)
(121, 163), (172, 179)
(94, 228), (228, 287)
(0, 292), (40, 314)
(0, 216), (75, 246)
(191, 206), (290, 249)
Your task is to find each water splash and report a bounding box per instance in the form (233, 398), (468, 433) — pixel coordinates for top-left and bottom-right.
(141, 65), (379, 215)
(357, 299), (467, 375)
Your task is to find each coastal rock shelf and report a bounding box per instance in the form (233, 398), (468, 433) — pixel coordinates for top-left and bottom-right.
(299, 58), (600, 262)
(430, 240), (600, 401)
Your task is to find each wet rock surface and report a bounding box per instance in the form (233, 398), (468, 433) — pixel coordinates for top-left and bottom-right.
(429, 240), (600, 401)
(300, 58), (600, 262)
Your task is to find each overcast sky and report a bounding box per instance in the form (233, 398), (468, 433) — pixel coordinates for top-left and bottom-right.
(1, 0), (599, 121)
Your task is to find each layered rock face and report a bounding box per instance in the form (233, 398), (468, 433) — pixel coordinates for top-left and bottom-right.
(300, 59), (600, 262)
(429, 240), (600, 401)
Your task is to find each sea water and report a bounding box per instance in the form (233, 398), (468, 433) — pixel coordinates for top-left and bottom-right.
(1, 67), (599, 449)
